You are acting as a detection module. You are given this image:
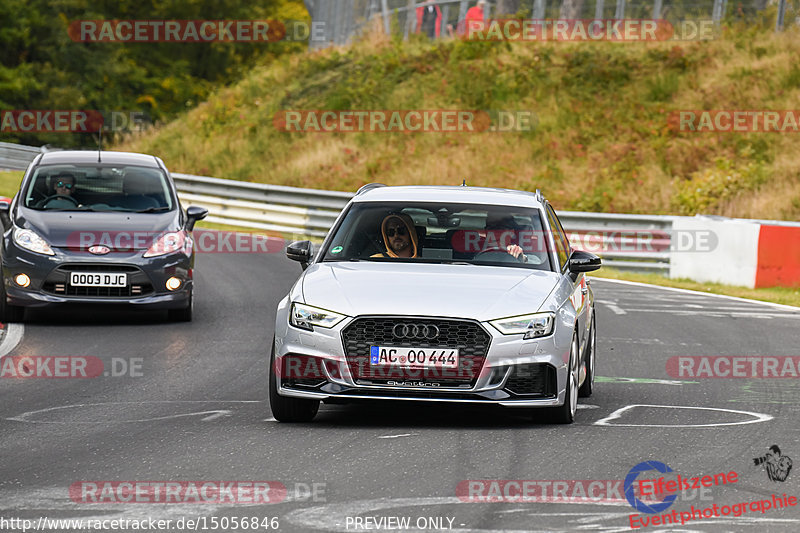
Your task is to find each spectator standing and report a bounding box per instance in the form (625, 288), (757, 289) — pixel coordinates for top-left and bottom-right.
(416, 0), (443, 39)
(454, 0), (488, 37)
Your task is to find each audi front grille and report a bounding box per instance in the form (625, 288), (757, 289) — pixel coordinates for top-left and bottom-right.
(341, 317), (491, 387)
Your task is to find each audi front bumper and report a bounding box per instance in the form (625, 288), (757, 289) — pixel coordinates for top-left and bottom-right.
(273, 301), (575, 408)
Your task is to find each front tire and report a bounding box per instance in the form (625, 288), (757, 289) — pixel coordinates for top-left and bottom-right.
(578, 313), (596, 398)
(268, 336), (319, 423)
(548, 333), (579, 424)
(0, 276), (24, 323)
(168, 290), (192, 322)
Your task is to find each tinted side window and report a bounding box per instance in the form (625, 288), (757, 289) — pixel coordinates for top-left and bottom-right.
(546, 205), (570, 270)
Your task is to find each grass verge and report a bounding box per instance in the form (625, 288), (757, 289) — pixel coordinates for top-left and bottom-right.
(0, 171), (23, 199)
(118, 24), (800, 221)
(593, 268), (800, 307)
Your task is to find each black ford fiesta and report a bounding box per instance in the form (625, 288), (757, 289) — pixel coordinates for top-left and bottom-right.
(0, 150), (208, 322)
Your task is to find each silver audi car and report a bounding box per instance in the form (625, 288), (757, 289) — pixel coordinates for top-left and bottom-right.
(270, 184), (600, 424)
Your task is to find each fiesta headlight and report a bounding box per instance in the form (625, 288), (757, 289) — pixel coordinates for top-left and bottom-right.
(490, 312), (555, 339)
(290, 303), (346, 331)
(143, 231), (189, 258)
(13, 227), (55, 256)
(165, 277), (182, 291)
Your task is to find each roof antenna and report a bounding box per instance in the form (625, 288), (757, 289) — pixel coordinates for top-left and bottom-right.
(461, 179), (467, 186)
(97, 121), (103, 163)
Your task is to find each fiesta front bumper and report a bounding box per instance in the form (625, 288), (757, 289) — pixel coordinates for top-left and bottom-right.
(2, 243), (193, 310)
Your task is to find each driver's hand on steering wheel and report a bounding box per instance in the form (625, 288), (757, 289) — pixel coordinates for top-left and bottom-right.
(507, 244), (527, 262)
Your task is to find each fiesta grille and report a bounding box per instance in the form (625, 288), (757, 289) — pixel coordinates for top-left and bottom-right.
(56, 265), (140, 272)
(504, 363), (556, 397)
(42, 282), (154, 297)
(42, 264), (153, 298)
(341, 317), (491, 387)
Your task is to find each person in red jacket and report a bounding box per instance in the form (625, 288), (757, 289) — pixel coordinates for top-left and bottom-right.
(455, 0), (487, 37)
(416, 0), (443, 39)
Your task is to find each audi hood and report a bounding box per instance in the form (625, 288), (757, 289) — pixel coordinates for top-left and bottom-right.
(300, 262), (561, 321)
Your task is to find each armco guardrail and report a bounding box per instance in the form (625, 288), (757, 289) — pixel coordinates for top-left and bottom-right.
(172, 173), (672, 273)
(559, 212), (673, 273)
(0, 142), (670, 272)
(0, 141), (42, 170)
(172, 173), (352, 239)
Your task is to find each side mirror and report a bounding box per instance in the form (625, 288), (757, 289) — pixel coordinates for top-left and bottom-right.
(185, 206), (208, 231)
(568, 250), (602, 274)
(286, 240), (313, 270)
(0, 201), (11, 230)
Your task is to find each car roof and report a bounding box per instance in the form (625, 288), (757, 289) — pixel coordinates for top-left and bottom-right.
(36, 150), (162, 168)
(352, 185), (544, 209)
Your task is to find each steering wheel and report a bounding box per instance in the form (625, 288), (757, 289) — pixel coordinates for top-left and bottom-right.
(473, 247), (525, 263)
(41, 194), (80, 208)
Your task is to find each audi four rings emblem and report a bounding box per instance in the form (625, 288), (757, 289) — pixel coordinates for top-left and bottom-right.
(392, 323), (439, 339)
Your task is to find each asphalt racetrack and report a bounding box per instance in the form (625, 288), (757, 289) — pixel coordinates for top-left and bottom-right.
(2, 251), (800, 532)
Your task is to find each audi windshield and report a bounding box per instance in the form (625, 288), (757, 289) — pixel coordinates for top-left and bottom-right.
(321, 202), (552, 270)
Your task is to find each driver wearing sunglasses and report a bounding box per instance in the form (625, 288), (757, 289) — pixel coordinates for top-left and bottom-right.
(372, 213), (419, 258)
(53, 173), (76, 196)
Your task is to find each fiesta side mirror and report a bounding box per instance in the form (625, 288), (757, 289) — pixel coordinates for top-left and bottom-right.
(568, 250), (602, 274)
(286, 240), (313, 270)
(0, 201), (11, 230)
(185, 206), (208, 231)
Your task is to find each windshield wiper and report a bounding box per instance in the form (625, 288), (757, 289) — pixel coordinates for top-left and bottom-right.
(136, 206), (171, 213)
(44, 206), (98, 212)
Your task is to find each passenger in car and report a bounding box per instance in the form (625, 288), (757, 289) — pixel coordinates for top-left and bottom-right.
(372, 213), (420, 258)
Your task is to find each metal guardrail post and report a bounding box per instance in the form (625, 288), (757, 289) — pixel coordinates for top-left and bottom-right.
(405, 0), (417, 38)
(381, 0), (391, 33)
(533, 0), (545, 19)
(652, 0), (662, 19)
(458, 0), (468, 24)
(776, 0), (787, 31)
(596, 0), (605, 19)
(712, 0), (725, 23)
(614, 0), (625, 20)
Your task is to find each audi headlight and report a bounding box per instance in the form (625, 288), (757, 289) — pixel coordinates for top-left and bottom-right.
(490, 312), (555, 339)
(290, 303), (346, 331)
(14, 227), (55, 256)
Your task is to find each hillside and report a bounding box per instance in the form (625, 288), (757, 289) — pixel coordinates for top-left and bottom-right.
(119, 23), (800, 220)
